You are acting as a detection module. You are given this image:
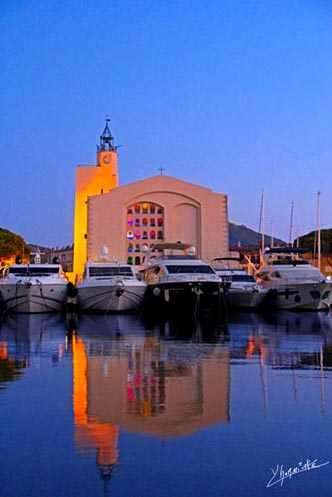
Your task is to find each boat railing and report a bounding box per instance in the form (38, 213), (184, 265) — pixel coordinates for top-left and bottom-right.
(159, 273), (220, 283)
(261, 276), (326, 286)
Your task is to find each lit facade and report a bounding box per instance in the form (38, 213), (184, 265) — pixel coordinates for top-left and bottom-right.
(87, 174), (228, 268)
(72, 119), (118, 278)
(73, 121), (229, 279)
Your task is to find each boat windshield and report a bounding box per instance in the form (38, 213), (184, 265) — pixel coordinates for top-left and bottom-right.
(9, 267), (60, 276)
(231, 274), (255, 282)
(165, 265), (215, 274)
(89, 266), (133, 277)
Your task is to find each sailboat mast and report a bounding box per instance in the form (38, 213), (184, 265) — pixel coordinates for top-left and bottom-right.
(317, 191), (321, 271)
(289, 201), (294, 247)
(258, 189), (265, 254)
(271, 219), (274, 248)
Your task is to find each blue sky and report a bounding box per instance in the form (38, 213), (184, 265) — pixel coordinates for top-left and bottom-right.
(1, 0), (331, 247)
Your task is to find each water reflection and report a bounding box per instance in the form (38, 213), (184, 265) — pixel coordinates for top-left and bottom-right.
(0, 313), (69, 391)
(71, 313), (230, 486)
(0, 310), (332, 496)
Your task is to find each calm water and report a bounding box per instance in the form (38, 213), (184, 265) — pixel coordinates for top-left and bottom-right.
(1, 310), (332, 497)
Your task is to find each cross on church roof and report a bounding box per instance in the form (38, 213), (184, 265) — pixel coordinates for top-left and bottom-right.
(159, 166), (165, 175)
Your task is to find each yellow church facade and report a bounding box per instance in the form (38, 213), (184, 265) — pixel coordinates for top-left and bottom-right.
(72, 120), (229, 280)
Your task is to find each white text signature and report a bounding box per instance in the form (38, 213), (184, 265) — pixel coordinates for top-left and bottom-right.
(267, 458), (329, 488)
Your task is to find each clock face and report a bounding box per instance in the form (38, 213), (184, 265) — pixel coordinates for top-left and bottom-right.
(103, 154), (111, 164)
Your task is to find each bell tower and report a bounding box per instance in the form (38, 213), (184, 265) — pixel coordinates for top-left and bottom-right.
(72, 118), (119, 280)
(96, 118), (119, 183)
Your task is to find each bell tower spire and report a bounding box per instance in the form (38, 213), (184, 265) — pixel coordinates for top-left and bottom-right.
(97, 116), (116, 153)
(96, 116), (119, 172)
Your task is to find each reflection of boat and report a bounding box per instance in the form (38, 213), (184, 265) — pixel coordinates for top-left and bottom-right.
(77, 248), (146, 313)
(76, 313), (145, 337)
(142, 242), (221, 314)
(256, 247), (332, 310)
(212, 257), (267, 310)
(0, 259), (69, 313)
(0, 313), (68, 363)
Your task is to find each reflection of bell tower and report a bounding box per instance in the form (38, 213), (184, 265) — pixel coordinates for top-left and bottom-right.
(72, 336), (119, 496)
(72, 118), (119, 280)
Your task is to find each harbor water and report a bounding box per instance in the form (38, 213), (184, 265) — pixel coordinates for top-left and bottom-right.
(1, 310), (332, 497)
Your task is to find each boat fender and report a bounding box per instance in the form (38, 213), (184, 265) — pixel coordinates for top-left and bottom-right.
(153, 287), (161, 297)
(115, 281), (124, 297)
(67, 282), (78, 298)
(15, 256), (22, 264)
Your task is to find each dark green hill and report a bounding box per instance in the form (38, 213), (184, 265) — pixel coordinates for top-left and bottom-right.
(229, 221), (285, 247)
(298, 229), (332, 255)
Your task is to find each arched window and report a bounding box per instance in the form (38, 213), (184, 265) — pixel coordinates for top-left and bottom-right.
(150, 204), (155, 214)
(135, 218), (140, 226)
(135, 244), (140, 252)
(127, 231), (133, 239)
(127, 256), (133, 265)
(135, 204), (140, 214)
(127, 243), (133, 253)
(127, 208), (133, 215)
(134, 230), (141, 239)
(142, 217), (148, 226)
(127, 217), (133, 226)
(142, 203), (148, 214)
(142, 231), (148, 239)
(157, 207), (163, 214)
(135, 256), (140, 265)
(150, 218), (155, 227)
(157, 217), (163, 226)
(150, 230), (156, 240)
(157, 230), (163, 240)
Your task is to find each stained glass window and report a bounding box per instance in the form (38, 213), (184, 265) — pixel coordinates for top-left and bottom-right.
(125, 203), (164, 262)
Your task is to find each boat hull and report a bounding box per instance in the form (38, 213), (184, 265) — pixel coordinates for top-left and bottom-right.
(77, 281), (146, 313)
(262, 281), (332, 311)
(143, 281), (222, 315)
(0, 281), (68, 313)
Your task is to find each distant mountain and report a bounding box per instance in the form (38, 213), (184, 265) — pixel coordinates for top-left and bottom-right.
(229, 221), (285, 247)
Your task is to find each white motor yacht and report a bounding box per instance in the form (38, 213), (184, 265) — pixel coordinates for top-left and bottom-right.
(212, 257), (267, 310)
(142, 242), (221, 314)
(0, 257), (69, 313)
(256, 247), (332, 311)
(77, 247), (146, 313)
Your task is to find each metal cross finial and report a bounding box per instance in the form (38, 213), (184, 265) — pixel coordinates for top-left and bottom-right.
(105, 114), (110, 122)
(159, 166), (165, 175)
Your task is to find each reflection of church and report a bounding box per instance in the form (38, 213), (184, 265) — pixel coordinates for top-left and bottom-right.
(72, 119), (229, 279)
(71, 330), (230, 476)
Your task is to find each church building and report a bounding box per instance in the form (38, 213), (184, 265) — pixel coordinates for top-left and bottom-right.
(72, 120), (229, 280)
